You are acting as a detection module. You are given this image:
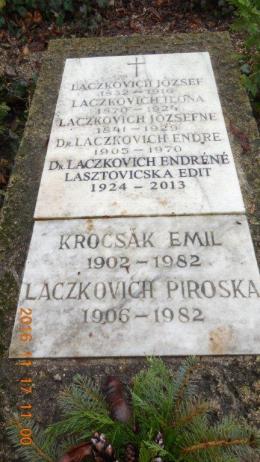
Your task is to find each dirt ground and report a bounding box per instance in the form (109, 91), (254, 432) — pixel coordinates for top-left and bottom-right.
(0, 1), (244, 80)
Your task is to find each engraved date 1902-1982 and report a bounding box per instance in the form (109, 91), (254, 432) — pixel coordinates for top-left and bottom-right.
(86, 254), (201, 270)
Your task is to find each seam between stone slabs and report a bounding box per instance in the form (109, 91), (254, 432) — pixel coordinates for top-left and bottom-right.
(33, 212), (248, 221)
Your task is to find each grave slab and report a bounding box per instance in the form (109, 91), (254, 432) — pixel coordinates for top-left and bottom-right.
(9, 215), (260, 357)
(1, 35), (260, 458)
(34, 52), (245, 219)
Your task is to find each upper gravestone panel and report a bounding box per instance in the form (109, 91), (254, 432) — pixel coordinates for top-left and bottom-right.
(34, 52), (244, 219)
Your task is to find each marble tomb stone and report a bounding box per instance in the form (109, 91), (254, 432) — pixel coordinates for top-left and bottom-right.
(34, 52), (245, 219)
(9, 215), (260, 357)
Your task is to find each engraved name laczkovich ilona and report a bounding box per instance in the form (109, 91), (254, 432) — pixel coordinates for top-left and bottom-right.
(34, 53), (244, 218)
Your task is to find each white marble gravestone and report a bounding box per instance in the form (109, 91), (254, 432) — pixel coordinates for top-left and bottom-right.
(34, 52), (244, 219)
(9, 215), (260, 357)
(9, 50), (260, 358)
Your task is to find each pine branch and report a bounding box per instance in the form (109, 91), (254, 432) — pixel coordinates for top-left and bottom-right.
(132, 357), (175, 431)
(139, 441), (161, 462)
(58, 375), (107, 416)
(46, 410), (114, 441)
(58, 434), (85, 455)
(179, 416), (260, 461)
(71, 375), (105, 406)
(182, 437), (253, 454)
(7, 415), (56, 462)
(30, 441), (54, 462)
(131, 391), (165, 427)
(8, 359), (260, 462)
(173, 357), (198, 413)
(173, 401), (210, 428)
(143, 440), (170, 459)
(46, 408), (137, 458)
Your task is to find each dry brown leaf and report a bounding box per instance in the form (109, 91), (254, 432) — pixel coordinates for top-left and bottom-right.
(0, 173), (8, 186)
(58, 442), (92, 462)
(155, 0), (168, 6)
(24, 11), (33, 26)
(104, 376), (131, 423)
(22, 45), (30, 56)
(249, 202), (256, 214)
(129, 19), (144, 32)
(29, 41), (45, 52)
(33, 10), (43, 24)
(147, 7), (162, 21)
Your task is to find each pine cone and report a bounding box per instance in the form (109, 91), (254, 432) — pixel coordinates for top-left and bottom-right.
(155, 431), (164, 448)
(152, 431), (164, 462)
(91, 432), (118, 462)
(58, 433), (118, 462)
(103, 376), (132, 423)
(125, 443), (137, 462)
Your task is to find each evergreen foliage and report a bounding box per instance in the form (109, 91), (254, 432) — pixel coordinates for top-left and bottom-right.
(0, 0), (108, 29)
(7, 358), (260, 462)
(228, 0), (260, 98)
(7, 416), (57, 461)
(0, 76), (34, 207)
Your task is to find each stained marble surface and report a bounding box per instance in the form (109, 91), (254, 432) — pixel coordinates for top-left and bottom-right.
(9, 215), (259, 357)
(34, 52), (244, 219)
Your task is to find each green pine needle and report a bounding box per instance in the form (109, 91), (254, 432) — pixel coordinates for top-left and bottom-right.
(7, 358), (260, 462)
(6, 415), (57, 462)
(58, 374), (107, 416)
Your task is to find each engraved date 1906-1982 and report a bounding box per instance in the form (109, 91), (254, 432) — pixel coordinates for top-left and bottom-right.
(83, 306), (205, 324)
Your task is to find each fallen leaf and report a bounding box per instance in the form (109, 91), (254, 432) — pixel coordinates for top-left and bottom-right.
(5, 65), (17, 77)
(0, 173), (8, 186)
(249, 202), (256, 214)
(22, 45), (30, 56)
(29, 41), (45, 52)
(58, 442), (92, 462)
(155, 0), (168, 6)
(33, 10), (42, 24)
(147, 7), (162, 21)
(104, 376), (132, 423)
(129, 19), (144, 32)
(24, 11), (33, 26)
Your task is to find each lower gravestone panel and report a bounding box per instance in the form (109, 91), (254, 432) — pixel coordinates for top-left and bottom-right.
(9, 215), (259, 357)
